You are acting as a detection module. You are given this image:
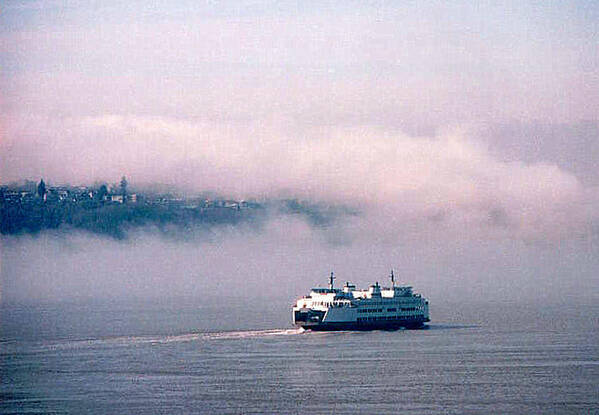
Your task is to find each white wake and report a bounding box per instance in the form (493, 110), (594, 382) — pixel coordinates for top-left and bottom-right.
(17, 327), (307, 353)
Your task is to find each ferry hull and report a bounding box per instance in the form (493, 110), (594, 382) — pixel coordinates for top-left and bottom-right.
(296, 318), (429, 331)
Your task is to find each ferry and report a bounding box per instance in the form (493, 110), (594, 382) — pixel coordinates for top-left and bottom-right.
(292, 271), (429, 331)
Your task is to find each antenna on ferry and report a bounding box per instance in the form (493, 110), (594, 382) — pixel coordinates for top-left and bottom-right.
(329, 272), (335, 290)
(390, 269), (395, 288)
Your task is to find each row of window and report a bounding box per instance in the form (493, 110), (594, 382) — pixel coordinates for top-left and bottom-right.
(360, 301), (419, 306)
(357, 306), (423, 313)
(357, 308), (383, 313)
(311, 302), (424, 310)
(319, 303), (350, 308)
(357, 315), (421, 322)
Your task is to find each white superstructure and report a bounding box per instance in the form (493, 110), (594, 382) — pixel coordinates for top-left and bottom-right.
(292, 271), (429, 330)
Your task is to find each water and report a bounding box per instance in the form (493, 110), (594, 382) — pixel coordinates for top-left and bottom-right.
(1, 299), (598, 414)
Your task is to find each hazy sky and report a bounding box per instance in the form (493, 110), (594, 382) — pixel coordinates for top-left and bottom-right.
(1, 1), (598, 303)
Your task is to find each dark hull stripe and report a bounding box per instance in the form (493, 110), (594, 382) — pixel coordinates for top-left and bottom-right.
(296, 319), (428, 331)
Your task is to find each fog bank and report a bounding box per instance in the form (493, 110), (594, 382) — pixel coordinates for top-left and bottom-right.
(1, 1), (598, 306)
(2, 213), (597, 305)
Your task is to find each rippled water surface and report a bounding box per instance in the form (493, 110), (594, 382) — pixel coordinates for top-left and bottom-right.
(1, 299), (598, 414)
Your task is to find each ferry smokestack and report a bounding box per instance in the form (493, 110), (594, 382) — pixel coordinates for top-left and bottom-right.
(329, 272), (335, 290)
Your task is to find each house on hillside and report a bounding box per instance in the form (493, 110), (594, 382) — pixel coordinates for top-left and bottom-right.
(104, 194), (124, 203)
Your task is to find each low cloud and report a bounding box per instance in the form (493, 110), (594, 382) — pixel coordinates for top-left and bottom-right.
(2, 114), (594, 242)
(2, 214), (597, 304)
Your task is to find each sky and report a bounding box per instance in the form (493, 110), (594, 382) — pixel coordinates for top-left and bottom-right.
(1, 1), (598, 303)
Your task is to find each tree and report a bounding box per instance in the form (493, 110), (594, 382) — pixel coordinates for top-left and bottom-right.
(96, 184), (108, 202)
(120, 176), (128, 202)
(37, 179), (46, 198)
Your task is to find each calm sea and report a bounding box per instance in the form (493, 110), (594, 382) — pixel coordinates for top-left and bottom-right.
(1, 298), (598, 414)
